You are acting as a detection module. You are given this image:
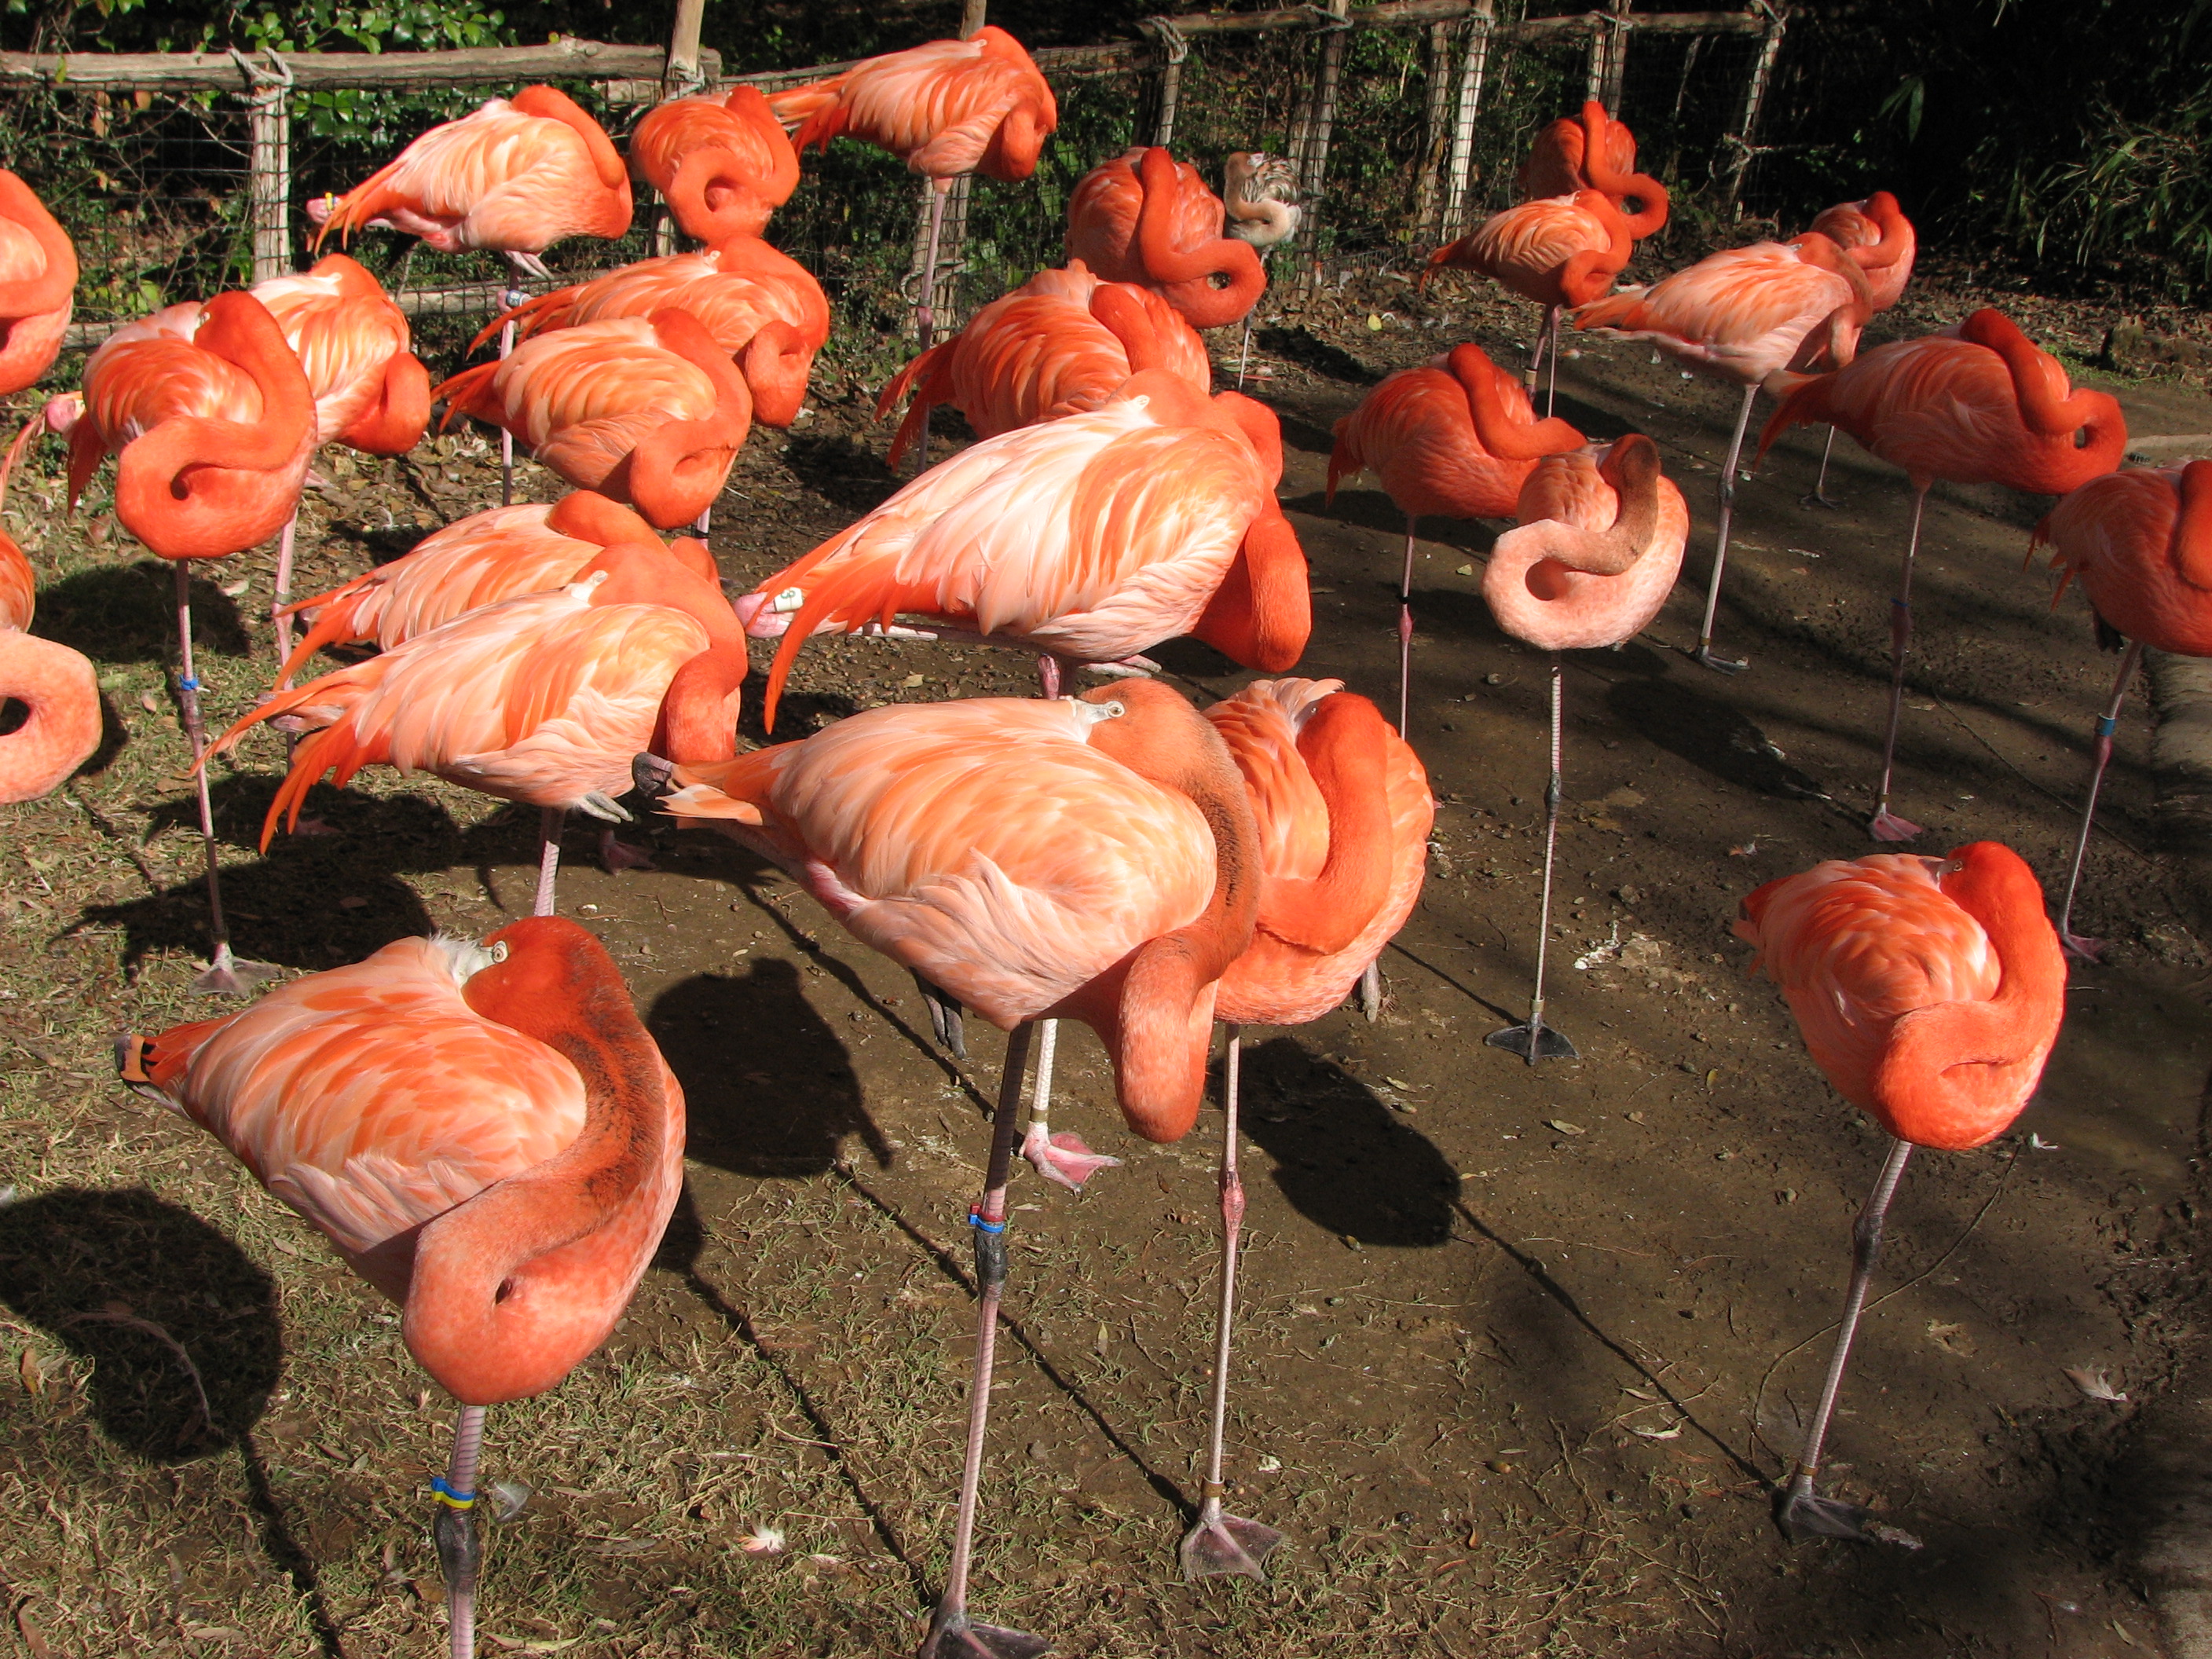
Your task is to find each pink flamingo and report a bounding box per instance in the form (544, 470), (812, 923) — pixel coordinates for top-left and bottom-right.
(1066, 147), (1268, 331)
(120, 915), (683, 1659)
(1800, 192), (1918, 505)
(0, 170), (76, 397)
(0, 434), (98, 802)
(1516, 100), (1668, 223)
(629, 86), (801, 243)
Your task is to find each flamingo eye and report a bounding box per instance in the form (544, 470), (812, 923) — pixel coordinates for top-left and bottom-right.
(488, 942), (509, 964)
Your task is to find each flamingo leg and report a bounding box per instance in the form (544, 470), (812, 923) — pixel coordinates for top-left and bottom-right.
(498, 255), (529, 507)
(1803, 424), (1844, 511)
(918, 1023), (1049, 1659)
(1020, 1017), (1120, 1192)
(1035, 654), (1062, 701)
(1487, 654), (1577, 1062)
(1397, 515), (1418, 737)
(1869, 485), (1932, 843)
(694, 503), (712, 539)
(2056, 638), (2144, 963)
(1525, 305), (1551, 393)
(1544, 307), (1561, 421)
(1357, 958), (1382, 1022)
(533, 806), (562, 917)
(1691, 383), (1760, 675)
(433, 1403), (488, 1659)
(176, 566), (276, 998)
(914, 971), (969, 1061)
(1774, 1137), (1914, 1543)
(1181, 1024), (1287, 1580)
(273, 511), (298, 671)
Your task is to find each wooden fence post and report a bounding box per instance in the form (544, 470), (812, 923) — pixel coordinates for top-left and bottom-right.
(1599, 0), (1632, 109)
(1411, 20), (1455, 242)
(1439, 0), (1494, 240)
(1720, 1), (1785, 218)
(654, 0), (707, 257)
(1291, 0), (1352, 284)
(1140, 16), (1189, 147)
(234, 52), (294, 284)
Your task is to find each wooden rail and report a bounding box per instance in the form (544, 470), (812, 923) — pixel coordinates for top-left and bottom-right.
(0, 37), (719, 93)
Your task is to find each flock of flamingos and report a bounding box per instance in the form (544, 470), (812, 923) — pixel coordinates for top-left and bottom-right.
(0, 22), (2202, 1657)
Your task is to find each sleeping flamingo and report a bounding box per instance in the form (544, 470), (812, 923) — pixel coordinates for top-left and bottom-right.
(0, 427), (98, 803)
(738, 370), (1309, 727)
(642, 679), (1259, 1658)
(629, 85), (801, 243)
(1066, 147), (1267, 331)
(1756, 309), (2126, 840)
(49, 291), (314, 993)
(2036, 463), (2212, 959)
(1481, 433), (1687, 1061)
(1326, 342), (1586, 731)
(1734, 842), (2064, 1540)
(770, 27), (1057, 348)
(0, 170), (76, 397)
(1799, 192), (1918, 505)
(1222, 150), (1301, 386)
(1516, 100), (1668, 221)
(119, 915), (683, 1659)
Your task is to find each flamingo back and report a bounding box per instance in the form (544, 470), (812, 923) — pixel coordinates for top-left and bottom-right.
(79, 306), (256, 452)
(1573, 241), (1865, 387)
(253, 255), (422, 449)
(0, 533), (31, 632)
(1328, 361), (1542, 522)
(1484, 441), (1690, 650)
(631, 88), (800, 241)
(774, 28), (1057, 181)
(2040, 465), (2212, 657)
(1435, 196), (1619, 310)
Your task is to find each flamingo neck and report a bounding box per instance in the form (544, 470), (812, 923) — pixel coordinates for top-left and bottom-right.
(1256, 694), (1397, 956)
(1452, 343), (1584, 460)
(2177, 460), (2212, 591)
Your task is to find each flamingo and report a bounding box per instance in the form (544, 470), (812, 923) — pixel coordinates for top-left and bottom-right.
(477, 236), (829, 434)
(1800, 192), (1918, 506)
(737, 370), (1309, 727)
(629, 85), (801, 243)
(1734, 841), (2064, 1540)
(431, 309), (754, 531)
(0, 170), (76, 397)
(1325, 341), (1586, 731)
(769, 27), (1057, 348)
(2034, 463), (2212, 959)
(277, 492), (713, 680)
(1065, 147), (1267, 331)
(119, 914), (683, 1659)
(0, 434), (99, 802)
(1756, 309), (2126, 840)
(249, 253), (432, 665)
(203, 540), (749, 916)
(1479, 433), (1688, 1061)
(873, 261), (1210, 470)
(1516, 100), (1668, 224)
(310, 84), (634, 504)
(641, 679), (1258, 1658)
(1420, 188), (1635, 416)
(1573, 230), (1873, 672)
(48, 291), (313, 993)
(1222, 150), (1301, 387)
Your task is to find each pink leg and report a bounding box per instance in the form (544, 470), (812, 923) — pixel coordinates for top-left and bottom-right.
(2056, 638), (2144, 962)
(499, 255), (528, 508)
(1804, 424), (1844, 510)
(176, 566), (276, 998)
(533, 807), (562, 917)
(1035, 654), (1062, 701)
(1544, 306), (1561, 420)
(1691, 384), (1760, 675)
(273, 511), (298, 673)
(433, 1404), (487, 1659)
(1020, 1018), (1120, 1192)
(1397, 515), (1417, 737)
(1869, 485), (1930, 843)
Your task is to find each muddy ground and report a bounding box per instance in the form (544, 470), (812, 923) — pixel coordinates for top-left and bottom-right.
(2, 265), (2210, 1659)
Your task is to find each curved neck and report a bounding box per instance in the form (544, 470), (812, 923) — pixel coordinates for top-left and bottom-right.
(1849, 192), (1911, 273)
(0, 173), (75, 320)
(2178, 460), (2212, 591)
(1960, 308), (2099, 439)
(1452, 343), (1584, 460)
(1134, 148), (1239, 286)
(196, 295), (316, 471)
(1258, 693), (1397, 956)
(1576, 104), (1668, 237)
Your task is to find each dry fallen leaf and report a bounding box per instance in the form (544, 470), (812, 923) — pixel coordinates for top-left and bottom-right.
(1628, 1422), (1683, 1440)
(1925, 1320), (1976, 1357)
(18, 1346), (41, 1397)
(2063, 1364), (2129, 1403)
(1546, 1119), (1586, 1136)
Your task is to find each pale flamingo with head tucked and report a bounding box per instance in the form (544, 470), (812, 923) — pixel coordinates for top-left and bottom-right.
(1221, 150), (1301, 386)
(119, 914), (683, 1659)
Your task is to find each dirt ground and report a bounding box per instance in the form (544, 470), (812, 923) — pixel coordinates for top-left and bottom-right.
(2, 262), (2210, 1659)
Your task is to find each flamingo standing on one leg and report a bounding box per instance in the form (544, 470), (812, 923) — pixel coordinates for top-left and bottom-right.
(1481, 434), (1688, 1061)
(770, 27), (1057, 351)
(1800, 192), (1917, 507)
(0, 170), (76, 397)
(1066, 147), (1267, 331)
(1573, 230), (1873, 673)
(1223, 151), (1300, 388)
(48, 291), (314, 993)
(1326, 342), (1586, 732)
(2035, 462), (2212, 959)
(1756, 309), (2126, 840)
(1734, 842), (2064, 1540)
(310, 85), (634, 504)
(119, 916), (683, 1659)
(0, 427), (99, 802)
(203, 540), (749, 915)
(630, 85), (801, 244)
(640, 679), (1259, 1659)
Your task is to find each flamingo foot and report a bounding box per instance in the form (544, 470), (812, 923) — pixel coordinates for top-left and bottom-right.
(2060, 928), (2108, 965)
(1691, 644), (1749, 676)
(1179, 1506), (1285, 1582)
(1867, 809), (1923, 844)
(915, 1608), (1049, 1659)
(1485, 1019), (1578, 1063)
(1800, 489), (1846, 511)
(914, 972), (967, 1061)
(598, 830), (654, 873)
(1357, 959), (1382, 1023)
(1020, 1122), (1121, 1192)
(1077, 656), (1160, 681)
(1774, 1485), (1873, 1544)
(192, 946), (280, 998)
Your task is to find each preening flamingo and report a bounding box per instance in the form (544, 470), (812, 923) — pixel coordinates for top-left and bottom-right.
(478, 236), (829, 434)
(1573, 230), (1873, 672)
(738, 370), (1308, 727)
(2035, 463), (2212, 958)
(1734, 842), (2064, 1540)
(630, 85), (801, 243)
(770, 27), (1057, 347)
(1326, 342), (1585, 731)
(50, 290), (314, 993)
(205, 540), (749, 915)
(873, 262), (1210, 469)
(1800, 192), (1918, 505)
(433, 309), (754, 530)
(0, 170), (75, 396)
(1756, 308), (2126, 840)
(119, 916), (683, 1659)
(1222, 151), (1302, 386)
(1516, 100), (1669, 233)
(0, 439), (98, 802)
(643, 679), (1259, 1657)
(1478, 434), (1687, 1060)
(278, 492), (712, 680)
(1066, 147), (1267, 331)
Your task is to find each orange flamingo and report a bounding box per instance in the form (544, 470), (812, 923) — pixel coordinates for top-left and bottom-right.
(1066, 147), (1267, 331)
(1734, 841), (2064, 1540)
(478, 236), (829, 434)
(204, 540), (749, 914)
(1799, 192), (1917, 505)
(433, 309), (754, 530)
(49, 291), (313, 993)
(1326, 341), (1586, 731)
(1574, 231), (1873, 672)
(0, 170), (75, 397)
(643, 679), (1258, 1657)
(1222, 151), (1302, 387)
(119, 915), (683, 1659)
(2035, 463), (2212, 958)
(630, 85), (800, 243)
(873, 261), (1210, 470)
(738, 370), (1308, 727)
(0, 452), (99, 802)
(278, 492), (710, 679)
(1516, 100), (1669, 229)
(1756, 309), (2126, 840)
(771, 27), (1057, 347)
(1479, 434), (1687, 1061)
